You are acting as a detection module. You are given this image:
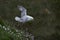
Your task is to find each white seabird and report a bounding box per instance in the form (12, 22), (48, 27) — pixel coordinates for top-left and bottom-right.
(15, 6), (34, 23)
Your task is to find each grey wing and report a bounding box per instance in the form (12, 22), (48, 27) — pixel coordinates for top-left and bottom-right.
(21, 9), (27, 17)
(17, 6), (27, 17)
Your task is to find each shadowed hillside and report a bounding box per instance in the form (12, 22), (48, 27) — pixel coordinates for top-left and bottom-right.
(0, 0), (60, 40)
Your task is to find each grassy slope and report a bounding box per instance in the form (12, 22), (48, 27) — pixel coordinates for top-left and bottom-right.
(0, 21), (25, 40)
(0, 0), (60, 40)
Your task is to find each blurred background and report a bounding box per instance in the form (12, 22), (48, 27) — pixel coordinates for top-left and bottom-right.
(0, 0), (60, 40)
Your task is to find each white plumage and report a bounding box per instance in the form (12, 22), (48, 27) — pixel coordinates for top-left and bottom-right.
(15, 6), (34, 23)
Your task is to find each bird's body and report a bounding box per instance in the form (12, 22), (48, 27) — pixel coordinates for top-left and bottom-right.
(15, 6), (34, 23)
(15, 15), (33, 23)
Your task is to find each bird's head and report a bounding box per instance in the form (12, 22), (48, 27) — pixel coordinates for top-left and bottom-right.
(15, 16), (20, 21)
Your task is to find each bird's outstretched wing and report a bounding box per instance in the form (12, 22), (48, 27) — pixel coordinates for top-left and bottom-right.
(17, 6), (27, 17)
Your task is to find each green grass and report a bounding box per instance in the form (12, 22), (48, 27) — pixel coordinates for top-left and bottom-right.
(0, 24), (25, 40)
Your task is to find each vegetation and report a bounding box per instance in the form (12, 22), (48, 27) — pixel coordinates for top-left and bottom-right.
(0, 19), (25, 40)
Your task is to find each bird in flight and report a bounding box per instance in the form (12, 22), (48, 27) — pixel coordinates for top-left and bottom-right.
(15, 6), (34, 23)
